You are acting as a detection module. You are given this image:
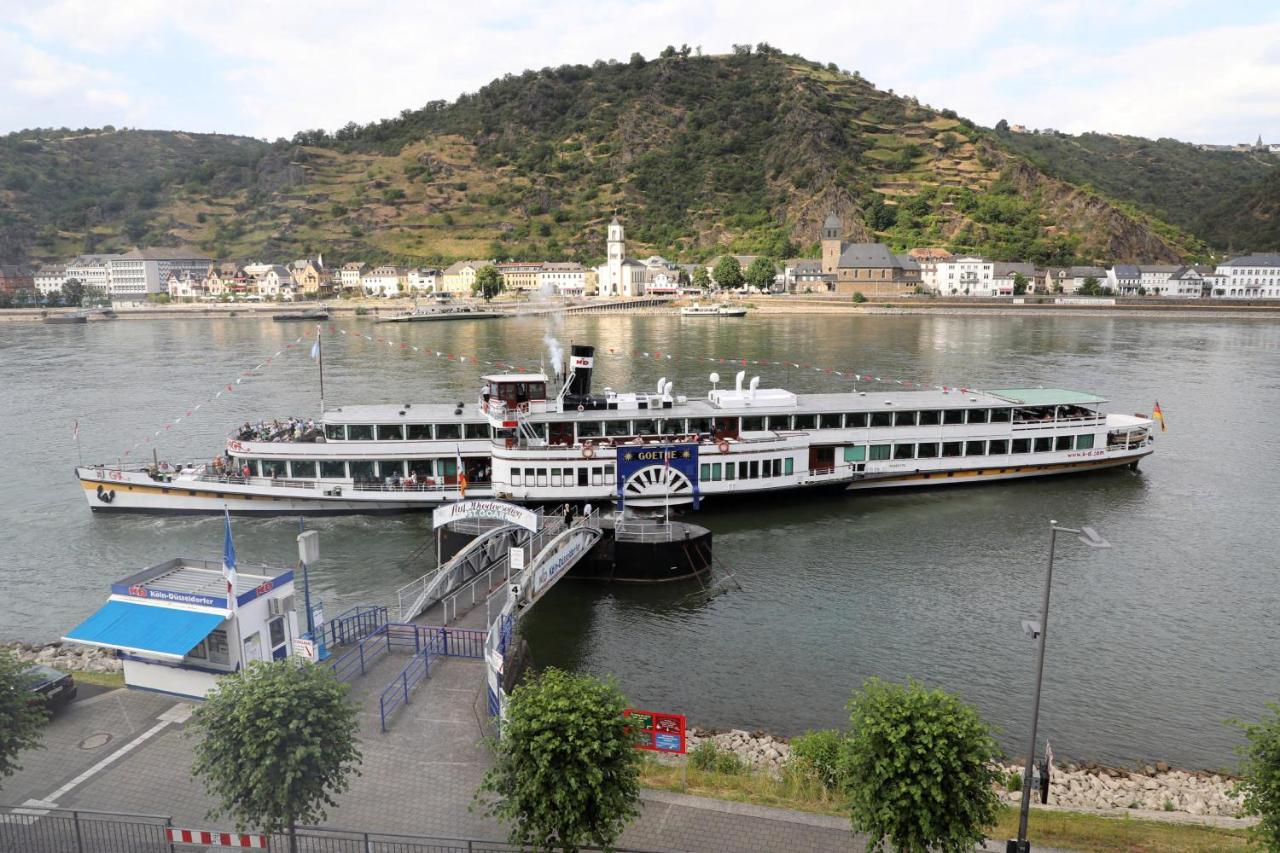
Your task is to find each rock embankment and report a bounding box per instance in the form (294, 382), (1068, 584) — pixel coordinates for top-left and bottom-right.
(687, 728), (791, 777)
(686, 727), (1244, 819)
(3, 641), (122, 673)
(998, 762), (1244, 817)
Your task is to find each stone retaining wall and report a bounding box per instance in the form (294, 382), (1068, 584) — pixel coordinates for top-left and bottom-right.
(3, 641), (122, 673)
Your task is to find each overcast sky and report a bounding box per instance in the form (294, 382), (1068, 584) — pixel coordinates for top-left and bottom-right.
(2, 0), (1277, 145)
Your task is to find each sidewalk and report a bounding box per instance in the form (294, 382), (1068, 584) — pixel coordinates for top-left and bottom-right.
(2, 673), (1069, 852)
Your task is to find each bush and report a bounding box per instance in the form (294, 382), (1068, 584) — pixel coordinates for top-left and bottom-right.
(690, 740), (720, 772)
(843, 678), (1000, 853)
(354, 306), (368, 316)
(1235, 702), (1280, 850)
(851, 292), (867, 303)
(689, 740), (743, 775)
(790, 729), (846, 791)
(477, 668), (640, 852)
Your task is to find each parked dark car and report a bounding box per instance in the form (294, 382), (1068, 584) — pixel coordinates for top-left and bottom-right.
(23, 664), (77, 711)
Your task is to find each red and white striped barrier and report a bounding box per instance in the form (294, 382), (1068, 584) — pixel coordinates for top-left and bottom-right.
(165, 827), (268, 848)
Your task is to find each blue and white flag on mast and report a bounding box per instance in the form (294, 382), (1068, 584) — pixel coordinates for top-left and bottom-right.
(310, 336), (320, 359)
(222, 508), (238, 612)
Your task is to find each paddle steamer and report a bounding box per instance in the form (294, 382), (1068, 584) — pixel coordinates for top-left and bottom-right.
(76, 345), (1156, 514)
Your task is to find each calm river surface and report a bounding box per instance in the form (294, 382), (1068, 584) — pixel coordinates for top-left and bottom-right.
(2, 312), (1277, 770)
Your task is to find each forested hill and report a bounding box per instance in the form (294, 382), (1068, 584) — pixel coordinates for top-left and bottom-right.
(2, 49), (1269, 267)
(998, 129), (1279, 255)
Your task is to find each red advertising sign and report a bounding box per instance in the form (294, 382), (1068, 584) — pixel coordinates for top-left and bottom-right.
(624, 708), (686, 754)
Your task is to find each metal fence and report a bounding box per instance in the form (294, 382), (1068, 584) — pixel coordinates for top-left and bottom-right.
(0, 806), (661, 853)
(319, 605), (388, 649)
(323, 627), (390, 683)
(378, 647), (430, 732)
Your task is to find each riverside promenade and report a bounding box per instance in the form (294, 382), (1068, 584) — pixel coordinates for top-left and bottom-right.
(1, 625), (887, 853)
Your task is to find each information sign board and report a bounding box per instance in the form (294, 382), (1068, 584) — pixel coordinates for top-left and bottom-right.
(624, 708), (687, 754)
(291, 638), (317, 662)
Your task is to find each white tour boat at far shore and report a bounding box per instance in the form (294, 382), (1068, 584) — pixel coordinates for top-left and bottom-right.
(76, 344), (1156, 515)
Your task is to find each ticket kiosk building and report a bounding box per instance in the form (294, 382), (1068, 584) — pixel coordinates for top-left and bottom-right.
(63, 557), (299, 699)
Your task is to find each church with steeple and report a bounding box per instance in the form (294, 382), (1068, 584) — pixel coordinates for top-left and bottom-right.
(594, 215), (647, 297)
(819, 211), (921, 297)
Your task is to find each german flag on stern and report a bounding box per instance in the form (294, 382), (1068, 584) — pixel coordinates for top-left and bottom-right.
(1152, 401), (1166, 432)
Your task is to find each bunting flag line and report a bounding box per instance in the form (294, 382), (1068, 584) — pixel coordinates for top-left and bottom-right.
(115, 332), (313, 460)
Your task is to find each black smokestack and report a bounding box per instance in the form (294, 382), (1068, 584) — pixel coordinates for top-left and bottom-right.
(565, 344), (595, 396)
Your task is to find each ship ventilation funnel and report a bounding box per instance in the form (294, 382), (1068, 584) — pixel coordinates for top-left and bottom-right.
(664, 380), (673, 396)
(735, 371), (746, 392)
(657, 377), (667, 395)
(565, 344), (596, 397)
(749, 376), (760, 397)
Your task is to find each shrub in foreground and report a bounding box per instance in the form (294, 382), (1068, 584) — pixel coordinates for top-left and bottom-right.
(478, 668), (640, 852)
(843, 678), (1000, 852)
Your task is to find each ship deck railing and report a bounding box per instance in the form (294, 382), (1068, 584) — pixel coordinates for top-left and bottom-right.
(188, 472), (489, 494)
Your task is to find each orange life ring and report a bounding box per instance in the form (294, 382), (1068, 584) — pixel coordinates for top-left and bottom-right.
(717, 440), (730, 453)
(577, 404), (585, 413)
(582, 444), (595, 459)
(505, 437), (515, 449)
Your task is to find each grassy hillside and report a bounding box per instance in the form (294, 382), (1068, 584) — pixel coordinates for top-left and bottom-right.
(999, 129), (1278, 253)
(0, 128), (270, 263)
(0, 51), (1231, 267)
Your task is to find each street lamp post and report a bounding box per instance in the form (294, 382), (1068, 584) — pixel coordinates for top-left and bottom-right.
(1009, 521), (1110, 853)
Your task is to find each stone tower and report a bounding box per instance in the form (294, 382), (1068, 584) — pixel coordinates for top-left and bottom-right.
(606, 216), (625, 296)
(821, 212), (843, 274)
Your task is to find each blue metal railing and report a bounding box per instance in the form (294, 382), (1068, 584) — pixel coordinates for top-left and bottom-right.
(418, 625), (486, 659)
(320, 605), (388, 649)
(378, 648), (430, 732)
(324, 626), (390, 683)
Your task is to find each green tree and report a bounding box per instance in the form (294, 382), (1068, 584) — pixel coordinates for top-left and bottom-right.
(1011, 272), (1029, 295)
(60, 279), (86, 307)
(0, 649), (47, 788)
(1079, 275), (1102, 296)
(1235, 703), (1280, 850)
(744, 256), (777, 291)
(477, 668), (641, 852)
(712, 256), (743, 290)
(842, 678), (1000, 853)
(189, 659), (361, 853)
(692, 266), (711, 290)
(473, 265), (504, 301)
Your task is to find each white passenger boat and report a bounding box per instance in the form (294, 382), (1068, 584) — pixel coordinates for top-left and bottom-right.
(76, 344), (1156, 514)
(680, 303), (746, 316)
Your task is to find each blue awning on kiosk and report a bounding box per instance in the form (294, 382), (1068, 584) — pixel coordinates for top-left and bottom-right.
(63, 600), (225, 661)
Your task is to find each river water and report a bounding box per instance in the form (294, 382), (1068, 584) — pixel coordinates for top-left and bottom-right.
(1, 312), (1277, 770)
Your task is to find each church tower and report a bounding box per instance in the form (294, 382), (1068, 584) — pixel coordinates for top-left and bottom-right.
(821, 212), (843, 274)
(606, 215), (625, 296)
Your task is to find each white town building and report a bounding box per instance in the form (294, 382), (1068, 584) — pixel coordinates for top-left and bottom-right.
(106, 248), (213, 298)
(362, 266), (405, 297)
(1211, 253), (1280, 298)
(64, 254), (117, 296)
(338, 262), (366, 290)
(34, 265), (68, 297)
(933, 256), (995, 296)
(537, 262), (587, 296)
(406, 268), (440, 292)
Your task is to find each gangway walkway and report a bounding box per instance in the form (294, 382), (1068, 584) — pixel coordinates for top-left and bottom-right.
(396, 507), (564, 623)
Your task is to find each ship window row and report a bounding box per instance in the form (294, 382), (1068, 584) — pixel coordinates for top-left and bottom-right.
(867, 433), (1095, 461)
(700, 457), (794, 482)
(511, 465), (615, 488)
(320, 406), (1095, 444)
(250, 458), (480, 482)
(325, 423), (491, 441)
